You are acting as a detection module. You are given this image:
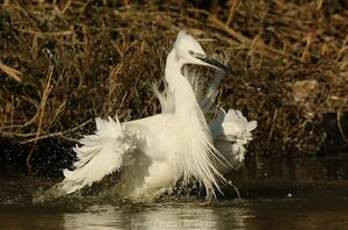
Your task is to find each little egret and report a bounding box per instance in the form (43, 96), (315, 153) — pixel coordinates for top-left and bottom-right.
(36, 31), (257, 202)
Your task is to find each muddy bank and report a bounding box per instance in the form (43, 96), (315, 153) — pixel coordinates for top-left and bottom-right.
(0, 1), (347, 173)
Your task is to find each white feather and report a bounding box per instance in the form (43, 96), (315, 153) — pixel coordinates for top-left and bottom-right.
(58, 116), (135, 194)
(210, 109), (257, 165)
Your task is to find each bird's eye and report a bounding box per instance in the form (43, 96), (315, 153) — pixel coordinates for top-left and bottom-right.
(188, 50), (194, 55)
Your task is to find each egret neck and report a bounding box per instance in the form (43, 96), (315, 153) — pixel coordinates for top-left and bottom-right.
(164, 49), (223, 198)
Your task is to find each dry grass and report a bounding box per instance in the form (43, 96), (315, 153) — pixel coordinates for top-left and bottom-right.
(0, 0), (347, 171)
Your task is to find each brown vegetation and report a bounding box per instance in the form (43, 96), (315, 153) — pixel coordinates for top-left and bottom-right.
(0, 0), (347, 173)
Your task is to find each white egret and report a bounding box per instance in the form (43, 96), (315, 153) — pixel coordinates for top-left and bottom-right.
(35, 31), (257, 203)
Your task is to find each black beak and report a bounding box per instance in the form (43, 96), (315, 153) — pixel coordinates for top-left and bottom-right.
(198, 56), (233, 74)
(191, 52), (234, 74)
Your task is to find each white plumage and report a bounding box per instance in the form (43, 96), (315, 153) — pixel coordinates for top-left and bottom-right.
(62, 117), (133, 194)
(36, 31), (257, 203)
(210, 109), (257, 171)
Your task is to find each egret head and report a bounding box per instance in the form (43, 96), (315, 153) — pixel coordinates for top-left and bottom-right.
(174, 31), (232, 73)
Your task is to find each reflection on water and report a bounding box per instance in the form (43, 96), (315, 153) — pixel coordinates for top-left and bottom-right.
(47, 202), (250, 229)
(128, 205), (219, 229)
(1, 156), (348, 229)
(2, 199), (348, 229)
(62, 202), (254, 230)
(64, 204), (221, 229)
(63, 205), (123, 229)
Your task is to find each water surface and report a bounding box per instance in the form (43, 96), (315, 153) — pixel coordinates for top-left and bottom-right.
(1, 156), (348, 229)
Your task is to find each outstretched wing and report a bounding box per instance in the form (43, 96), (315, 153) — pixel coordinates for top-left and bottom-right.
(34, 116), (142, 203)
(61, 116), (137, 194)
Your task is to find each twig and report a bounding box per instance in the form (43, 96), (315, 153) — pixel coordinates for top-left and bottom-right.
(0, 111), (39, 131)
(209, 16), (301, 61)
(15, 28), (73, 38)
(226, 0), (240, 26)
(26, 64), (54, 175)
(1, 131), (37, 137)
(337, 111), (347, 142)
(0, 63), (23, 82)
(21, 119), (93, 144)
(267, 109), (278, 142)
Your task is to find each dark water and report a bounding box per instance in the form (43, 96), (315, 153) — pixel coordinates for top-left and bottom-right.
(1, 156), (348, 229)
